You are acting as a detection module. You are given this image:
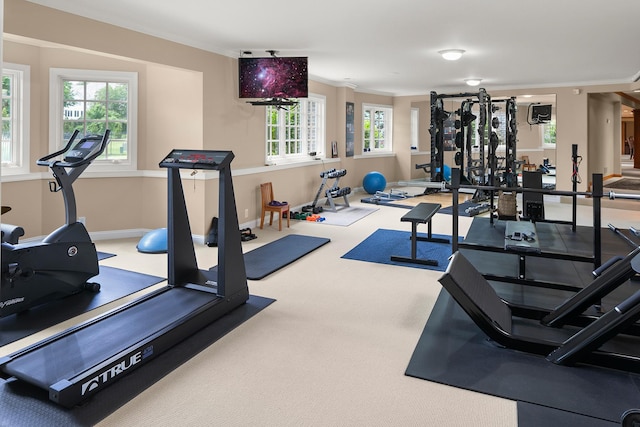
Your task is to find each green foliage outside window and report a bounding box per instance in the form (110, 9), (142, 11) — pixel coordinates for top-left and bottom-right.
(363, 108), (387, 151)
(544, 121), (556, 145)
(2, 76), (10, 140)
(63, 80), (129, 160)
(2, 75), (14, 165)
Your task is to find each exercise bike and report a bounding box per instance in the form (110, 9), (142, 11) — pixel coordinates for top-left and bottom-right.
(1, 129), (111, 317)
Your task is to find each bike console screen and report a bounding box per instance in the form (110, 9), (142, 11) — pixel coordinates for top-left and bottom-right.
(64, 137), (103, 163)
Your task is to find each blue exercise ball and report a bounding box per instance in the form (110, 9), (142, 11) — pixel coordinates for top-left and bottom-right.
(137, 228), (167, 254)
(363, 171), (387, 194)
(435, 164), (452, 182)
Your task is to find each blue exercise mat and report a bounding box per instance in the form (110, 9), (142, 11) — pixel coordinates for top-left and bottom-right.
(342, 228), (461, 272)
(210, 234), (330, 280)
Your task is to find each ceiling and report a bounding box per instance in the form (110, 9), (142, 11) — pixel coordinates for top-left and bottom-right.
(21, 0), (640, 97)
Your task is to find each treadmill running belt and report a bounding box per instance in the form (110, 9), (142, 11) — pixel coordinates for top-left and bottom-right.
(3, 287), (219, 389)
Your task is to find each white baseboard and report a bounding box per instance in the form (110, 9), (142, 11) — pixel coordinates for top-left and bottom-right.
(90, 228), (150, 241)
(20, 218), (274, 246)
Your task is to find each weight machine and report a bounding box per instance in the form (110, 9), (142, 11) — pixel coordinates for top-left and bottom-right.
(425, 89), (491, 195)
(487, 97), (518, 187)
(426, 90), (519, 191)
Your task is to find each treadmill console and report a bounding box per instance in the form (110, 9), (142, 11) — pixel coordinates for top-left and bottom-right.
(159, 149), (234, 170)
(63, 136), (103, 163)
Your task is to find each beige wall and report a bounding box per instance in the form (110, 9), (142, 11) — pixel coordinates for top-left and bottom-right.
(3, 0), (402, 238)
(3, 0), (639, 238)
(588, 94), (621, 178)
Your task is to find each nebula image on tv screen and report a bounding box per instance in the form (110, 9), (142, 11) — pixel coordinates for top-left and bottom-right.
(239, 57), (308, 99)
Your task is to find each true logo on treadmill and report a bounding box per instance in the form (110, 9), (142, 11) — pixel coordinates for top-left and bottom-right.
(0, 297), (25, 309)
(81, 351), (143, 395)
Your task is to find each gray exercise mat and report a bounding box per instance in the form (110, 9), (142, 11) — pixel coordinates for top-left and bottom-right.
(211, 234), (330, 280)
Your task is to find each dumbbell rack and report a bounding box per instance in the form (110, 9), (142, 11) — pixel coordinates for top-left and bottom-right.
(306, 168), (351, 213)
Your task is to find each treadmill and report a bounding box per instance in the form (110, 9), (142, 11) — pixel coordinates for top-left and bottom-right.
(0, 149), (249, 408)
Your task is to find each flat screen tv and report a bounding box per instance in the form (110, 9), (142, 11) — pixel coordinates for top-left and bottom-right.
(530, 104), (552, 124)
(238, 57), (308, 100)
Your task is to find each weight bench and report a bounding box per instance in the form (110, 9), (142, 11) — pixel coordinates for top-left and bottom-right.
(390, 202), (449, 266)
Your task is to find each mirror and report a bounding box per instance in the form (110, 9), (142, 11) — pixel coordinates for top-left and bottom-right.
(515, 94), (557, 171)
(409, 94), (557, 184)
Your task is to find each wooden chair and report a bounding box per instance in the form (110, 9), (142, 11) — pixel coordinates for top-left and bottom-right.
(259, 182), (290, 231)
(521, 156), (536, 172)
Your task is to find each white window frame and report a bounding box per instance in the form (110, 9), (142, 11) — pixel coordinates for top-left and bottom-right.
(362, 103), (393, 154)
(49, 68), (138, 172)
(2, 63), (30, 176)
(265, 94), (325, 164)
(542, 119), (557, 148)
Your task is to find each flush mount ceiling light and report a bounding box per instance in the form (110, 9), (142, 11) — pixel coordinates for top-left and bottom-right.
(438, 49), (465, 61)
(464, 78), (482, 86)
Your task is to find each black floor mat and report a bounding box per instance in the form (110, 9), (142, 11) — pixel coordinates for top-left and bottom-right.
(517, 401), (619, 427)
(0, 266), (164, 346)
(604, 178), (640, 190)
(405, 290), (640, 423)
(0, 294), (275, 427)
(97, 251), (116, 260)
(438, 200), (487, 216)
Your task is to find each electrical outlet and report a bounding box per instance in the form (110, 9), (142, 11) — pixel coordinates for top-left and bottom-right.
(79, 216), (86, 225)
(244, 209), (249, 218)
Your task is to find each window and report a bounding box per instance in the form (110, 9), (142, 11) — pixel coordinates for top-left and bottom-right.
(50, 69), (137, 172)
(363, 104), (392, 153)
(2, 63), (30, 175)
(266, 95), (325, 162)
(542, 120), (556, 146)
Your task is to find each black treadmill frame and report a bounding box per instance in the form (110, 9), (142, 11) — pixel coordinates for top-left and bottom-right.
(0, 149), (249, 407)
